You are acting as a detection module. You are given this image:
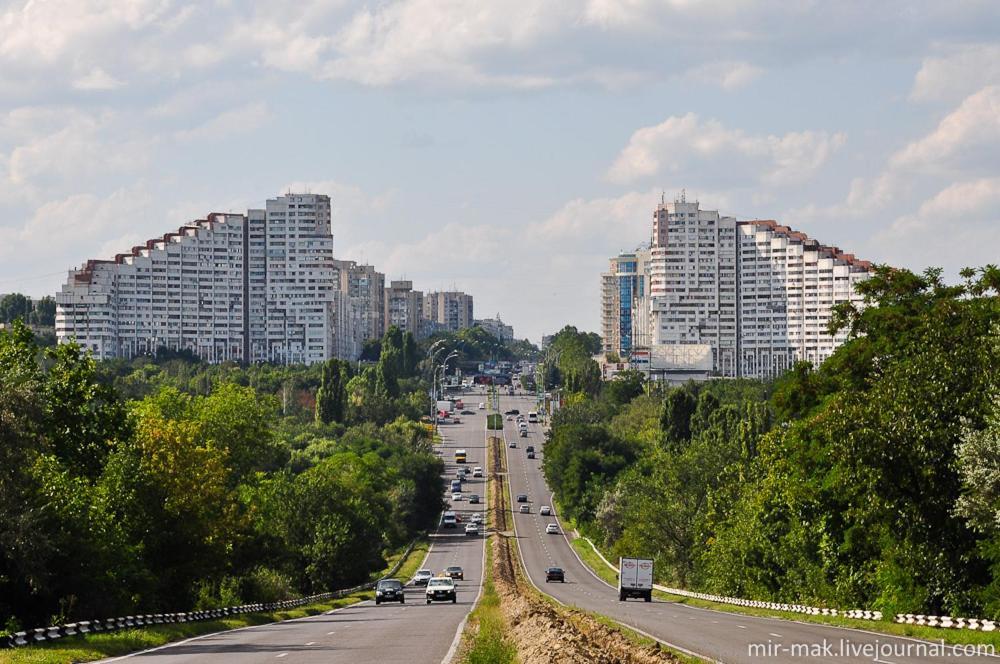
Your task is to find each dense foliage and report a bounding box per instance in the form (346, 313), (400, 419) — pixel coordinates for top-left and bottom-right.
(0, 293), (55, 327)
(0, 323), (444, 632)
(545, 266), (1000, 618)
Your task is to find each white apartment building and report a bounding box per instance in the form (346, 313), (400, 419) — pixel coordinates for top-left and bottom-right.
(475, 315), (514, 342)
(424, 291), (474, 332)
(605, 195), (871, 381)
(57, 194), (348, 365)
(333, 260), (385, 346)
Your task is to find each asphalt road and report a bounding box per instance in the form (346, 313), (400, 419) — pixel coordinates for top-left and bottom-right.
(500, 394), (998, 664)
(103, 392), (489, 664)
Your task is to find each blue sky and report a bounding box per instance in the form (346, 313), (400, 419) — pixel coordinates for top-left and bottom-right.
(1, 1), (999, 342)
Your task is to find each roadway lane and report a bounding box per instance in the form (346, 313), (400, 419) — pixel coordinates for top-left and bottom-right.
(501, 394), (997, 664)
(104, 392), (488, 664)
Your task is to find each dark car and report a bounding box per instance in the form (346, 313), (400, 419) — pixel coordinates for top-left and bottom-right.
(503, 409), (520, 415)
(445, 565), (464, 580)
(460, 410), (475, 415)
(375, 578), (405, 604)
(545, 567), (565, 583)
(526, 446), (535, 453)
(527, 451), (535, 459)
(516, 494), (528, 503)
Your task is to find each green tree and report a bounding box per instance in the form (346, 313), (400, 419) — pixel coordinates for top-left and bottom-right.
(0, 293), (31, 324)
(31, 296), (56, 326)
(660, 387), (696, 450)
(316, 359), (351, 424)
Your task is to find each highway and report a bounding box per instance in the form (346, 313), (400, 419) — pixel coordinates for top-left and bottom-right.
(501, 393), (997, 664)
(103, 395), (488, 664)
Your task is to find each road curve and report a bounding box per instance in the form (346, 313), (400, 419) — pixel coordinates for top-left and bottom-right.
(501, 394), (997, 664)
(100, 396), (489, 664)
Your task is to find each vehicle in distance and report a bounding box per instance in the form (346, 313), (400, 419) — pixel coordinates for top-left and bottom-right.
(527, 450), (535, 458)
(375, 578), (405, 604)
(520, 430), (528, 438)
(509, 440), (517, 448)
(619, 557), (653, 602)
(470, 512), (483, 523)
(426, 577), (457, 604)
(413, 569), (434, 586)
(465, 523), (479, 535)
(526, 446), (535, 453)
(469, 494), (480, 504)
(452, 492), (464, 501)
(519, 504), (530, 514)
(528, 411), (538, 423)
(540, 506), (552, 515)
(545, 567), (565, 583)
(473, 466), (483, 477)
(478, 402), (485, 410)
(461, 410), (475, 415)
(506, 415), (514, 421)
(455, 449), (467, 463)
(451, 479), (462, 493)
(455, 400), (464, 409)
(452, 416), (461, 424)
(504, 409), (519, 415)
(545, 523), (559, 534)
(445, 566), (464, 580)
(442, 511), (457, 528)
(516, 494), (528, 502)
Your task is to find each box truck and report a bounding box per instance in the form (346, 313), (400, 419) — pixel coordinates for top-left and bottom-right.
(618, 557), (653, 602)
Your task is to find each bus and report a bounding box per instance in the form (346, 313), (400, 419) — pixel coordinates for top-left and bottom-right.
(528, 412), (538, 423)
(455, 449), (467, 463)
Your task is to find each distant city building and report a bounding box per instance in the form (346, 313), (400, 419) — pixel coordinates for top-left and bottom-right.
(333, 260), (385, 348)
(475, 315), (514, 342)
(423, 291), (474, 332)
(602, 193), (872, 380)
(384, 279), (424, 337)
(57, 194), (341, 364)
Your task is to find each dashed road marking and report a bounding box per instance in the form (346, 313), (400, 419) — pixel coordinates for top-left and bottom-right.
(276, 653), (288, 658)
(769, 633), (782, 638)
(305, 641), (316, 646)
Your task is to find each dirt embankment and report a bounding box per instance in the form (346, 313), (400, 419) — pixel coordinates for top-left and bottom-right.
(488, 437), (679, 664)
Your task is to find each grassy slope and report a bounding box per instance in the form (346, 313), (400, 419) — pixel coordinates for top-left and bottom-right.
(2, 538), (430, 664)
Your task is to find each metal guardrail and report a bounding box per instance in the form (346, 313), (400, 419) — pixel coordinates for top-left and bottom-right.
(2, 539), (418, 649)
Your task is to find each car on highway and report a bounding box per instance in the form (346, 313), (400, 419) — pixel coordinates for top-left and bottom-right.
(545, 567), (565, 583)
(508, 440), (517, 448)
(506, 415), (513, 421)
(452, 492), (464, 501)
(451, 479), (462, 493)
(442, 511), (457, 528)
(516, 494), (528, 502)
(465, 523), (479, 535)
(478, 402), (485, 409)
(520, 430), (528, 438)
(461, 410), (475, 415)
(426, 577), (457, 604)
(452, 416), (462, 424)
(470, 512), (483, 523)
(526, 446), (534, 453)
(455, 471), (465, 482)
(545, 523), (559, 534)
(519, 504), (530, 513)
(540, 506), (552, 516)
(445, 566), (464, 580)
(473, 466), (483, 477)
(413, 569), (434, 586)
(527, 450), (535, 459)
(375, 578), (405, 604)
(469, 494), (480, 504)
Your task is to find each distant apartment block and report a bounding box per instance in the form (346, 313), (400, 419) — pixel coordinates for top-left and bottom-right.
(602, 194), (872, 380)
(384, 279), (424, 337)
(334, 260), (385, 349)
(57, 194), (346, 365)
(475, 315), (514, 342)
(423, 291), (474, 333)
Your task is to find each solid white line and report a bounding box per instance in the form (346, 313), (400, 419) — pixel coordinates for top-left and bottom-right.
(305, 641), (316, 645)
(275, 653), (288, 658)
(769, 633), (782, 638)
(737, 625), (746, 629)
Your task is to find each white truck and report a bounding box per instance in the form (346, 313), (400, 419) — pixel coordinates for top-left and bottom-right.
(618, 557), (653, 602)
(436, 399), (454, 414)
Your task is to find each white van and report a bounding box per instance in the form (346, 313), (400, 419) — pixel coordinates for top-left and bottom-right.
(528, 411), (538, 423)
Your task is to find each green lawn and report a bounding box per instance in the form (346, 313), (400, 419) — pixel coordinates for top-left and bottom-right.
(2, 539), (430, 664)
(459, 545), (517, 664)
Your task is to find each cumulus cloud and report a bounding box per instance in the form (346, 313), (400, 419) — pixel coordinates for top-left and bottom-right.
(607, 113), (846, 187)
(72, 67), (123, 91)
(684, 60), (763, 90)
(911, 44), (1000, 103)
(174, 102), (272, 142)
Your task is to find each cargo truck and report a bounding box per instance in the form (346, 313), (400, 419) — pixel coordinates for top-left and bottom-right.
(618, 557), (653, 602)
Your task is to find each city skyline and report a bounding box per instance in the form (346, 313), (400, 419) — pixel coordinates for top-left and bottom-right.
(1, 2), (999, 342)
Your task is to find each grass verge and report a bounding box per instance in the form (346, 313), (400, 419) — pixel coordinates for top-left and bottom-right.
(458, 544), (517, 664)
(2, 539), (430, 664)
(569, 535), (1000, 651)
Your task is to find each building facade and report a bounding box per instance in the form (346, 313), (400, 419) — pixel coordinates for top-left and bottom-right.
(57, 194), (347, 365)
(333, 260), (385, 347)
(475, 315), (514, 342)
(384, 279), (424, 337)
(423, 291), (474, 332)
(603, 195), (871, 381)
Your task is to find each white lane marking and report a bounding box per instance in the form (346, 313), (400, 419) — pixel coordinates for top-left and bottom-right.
(327, 631), (336, 635)
(305, 641), (316, 646)
(276, 654), (288, 658)
(769, 633), (782, 638)
(737, 625), (746, 629)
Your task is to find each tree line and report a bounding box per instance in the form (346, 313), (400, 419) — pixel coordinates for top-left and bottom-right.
(0, 323), (445, 633)
(544, 266), (1000, 618)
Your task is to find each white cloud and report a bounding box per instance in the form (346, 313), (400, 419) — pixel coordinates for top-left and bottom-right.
(890, 85), (1000, 172)
(684, 60), (763, 90)
(607, 113), (846, 186)
(174, 102), (272, 142)
(911, 43), (1000, 103)
(72, 67), (123, 90)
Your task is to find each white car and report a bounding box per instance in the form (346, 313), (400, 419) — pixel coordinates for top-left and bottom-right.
(452, 492), (464, 501)
(478, 403), (485, 410)
(426, 577), (457, 604)
(413, 569), (434, 586)
(473, 466), (483, 477)
(470, 512), (483, 524)
(540, 506), (552, 516)
(506, 415), (513, 421)
(464, 523), (480, 535)
(545, 523), (559, 534)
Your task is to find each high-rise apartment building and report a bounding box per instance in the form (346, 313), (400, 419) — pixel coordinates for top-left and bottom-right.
(333, 260), (385, 345)
(384, 280), (424, 337)
(57, 194), (345, 365)
(603, 195), (871, 380)
(423, 291), (474, 332)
